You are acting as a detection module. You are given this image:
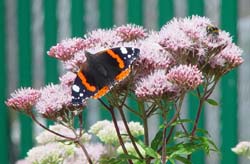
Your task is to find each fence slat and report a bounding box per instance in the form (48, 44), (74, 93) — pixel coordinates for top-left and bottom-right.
(17, 0), (33, 158)
(187, 0), (204, 16)
(127, 0), (143, 25)
(71, 0), (87, 127)
(71, 0), (85, 37)
(0, 0), (10, 163)
(126, 0), (143, 122)
(187, 0), (205, 163)
(44, 0), (59, 85)
(98, 0), (114, 120)
(44, 0), (59, 126)
(220, 0), (238, 163)
(99, 0), (114, 28)
(158, 0), (174, 28)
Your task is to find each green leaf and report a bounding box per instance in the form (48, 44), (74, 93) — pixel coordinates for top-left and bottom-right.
(117, 154), (140, 160)
(175, 155), (191, 164)
(169, 158), (176, 164)
(196, 128), (209, 135)
(171, 119), (192, 126)
(145, 147), (159, 158)
(151, 130), (163, 150)
(100, 155), (137, 164)
(173, 131), (189, 140)
(206, 138), (220, 152)
(206, 98), (219, 106)
(154, 159), (161, 164)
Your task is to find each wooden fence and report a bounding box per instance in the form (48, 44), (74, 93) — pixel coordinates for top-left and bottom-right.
(0, 0), (250, 163)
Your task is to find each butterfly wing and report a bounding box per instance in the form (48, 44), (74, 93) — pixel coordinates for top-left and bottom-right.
(71, 69), (97, 105)
(71, 47), (140, 105)
(94, 47), (140, 82)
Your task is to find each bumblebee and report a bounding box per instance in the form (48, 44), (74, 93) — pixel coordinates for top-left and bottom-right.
(206, 25), (219, 36)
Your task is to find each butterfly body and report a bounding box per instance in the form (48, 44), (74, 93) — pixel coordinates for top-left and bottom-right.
(71, 47), (140, 105)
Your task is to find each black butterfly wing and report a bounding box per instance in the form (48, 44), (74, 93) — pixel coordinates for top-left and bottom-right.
(71, 69), (98, 105)
(71, 47), (140, 105)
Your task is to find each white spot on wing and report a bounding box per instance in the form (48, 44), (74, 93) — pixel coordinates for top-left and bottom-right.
(120, 47), (128, 54)
(127, 54), (131, 58)
(72, 85), (80, 92)
(80, 93), (84, 97)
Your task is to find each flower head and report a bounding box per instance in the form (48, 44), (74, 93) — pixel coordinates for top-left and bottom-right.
(26, 142), (74, 163)
(232, 141), (250, 159)
(89, 120), (144, 145)
(65, 143), (108, 164)
(117, 142), (145, 158)
(115, 24), (147, 42)
(159, 16), (234, 67)
(135, 69), (179, 99)
(136, 33), (174, 72)
(35, 84), (73, 118)
(36, 124), (91, 145)
(63, 50), (87, 72)
(159, 17), (194, 53)
(59, 71), (77, 87)
(48, 38), (86, 61)
(5, 87), (41, 112)
(85, 29), (123, 49)
(209, 43), (243, 72)
(166, 65), (203, 90)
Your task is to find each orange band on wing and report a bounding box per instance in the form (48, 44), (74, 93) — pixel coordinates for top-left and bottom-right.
(92, 86), (110, 99)
(115, 68), (131, 81)
(107, 49), (125, 69)
(77, 71), (96, 92)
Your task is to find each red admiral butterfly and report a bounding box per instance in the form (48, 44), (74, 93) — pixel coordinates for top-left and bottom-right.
(72, 47), (140, 105)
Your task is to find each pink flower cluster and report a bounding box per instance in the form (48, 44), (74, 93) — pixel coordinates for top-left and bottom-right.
(158, 16), (235, 67)
(136, 33), (174, 72)
(133, 16), (243, 99)
(6, 17), (243, 113)
(135, 70), (179, 99)
(209, 43), (243, 71)
(5, 88), (41, 112)
(35, 84), (72, 118)
(115, 24), (147, 41)
(6, 73), (84, 119)
(48, 38), (86, 61)
(166, 65), (203, 90)
(47, 25), (147, 72)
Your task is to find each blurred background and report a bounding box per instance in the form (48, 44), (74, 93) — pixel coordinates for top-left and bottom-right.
(0, 0), (249, 163)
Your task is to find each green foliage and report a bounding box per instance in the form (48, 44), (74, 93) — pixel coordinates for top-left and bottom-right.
(151, 129), (163, 150)
(206, 99), (219, 106)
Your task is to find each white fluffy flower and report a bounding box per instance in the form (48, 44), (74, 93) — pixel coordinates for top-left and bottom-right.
(127, 122), (144, 137)
(36, 124), (91, 144)
(26, 142), (74, 163)
(65, 143), (108, 164)
(117, 142), (145, 158)
(232, 141), (250, 159)
(89, 120), (144, 145)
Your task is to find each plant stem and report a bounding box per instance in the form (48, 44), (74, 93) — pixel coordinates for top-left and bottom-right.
(118, 106), (144, 159)
(98, 99), (133, 164)
(30, 112), (93, 164)
(190, 98), (205, 136)
(75, 140), (93, 164)
(78, 112), (83, 137)
(161, 126), (167, 164)
(140, 101), (149, 146)
(30, 112), (76, 140)
(157, 95), (185, 154)
(165, 96), (185, 128)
